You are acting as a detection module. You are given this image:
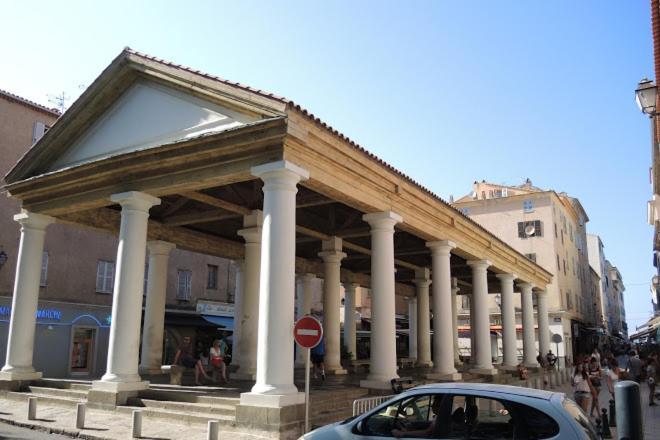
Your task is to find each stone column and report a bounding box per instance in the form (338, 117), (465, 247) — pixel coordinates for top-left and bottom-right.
(319, 237), (347, 374)
(234, 211), (262, 380)
(496, 273), (518, 369)
(139, 241), (175, 375)
(0, 212), (54, 381)
(360, 211), (402, 390)
(537, 290), (550, 359)
(93, 191), (160, 393)
(295, 274), (316, 366)
(467, 259), (497, 375)
(451, 278), (461, 366)
(427, 241), (461, 380)
(414, 268), (432, 367)
(230, 261), (245, 369)
(518, 282), (537, 367)
(406, 297), (417, 360)
(343, 283), (359, 361)
(240, 161), (308, 407)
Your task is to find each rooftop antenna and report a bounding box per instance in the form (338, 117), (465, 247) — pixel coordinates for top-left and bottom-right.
(48, 91), (70, 113)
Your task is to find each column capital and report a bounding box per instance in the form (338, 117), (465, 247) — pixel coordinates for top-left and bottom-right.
(13, 212), (55, 231)
(343, 282), (360, 292)
(414, 267), (431, 288)
(147, 240), (176, 256)
(251, 160), (309, 188)
(298, 273), (316, 282)
(110, 191), (161, 211)
(243, 210), (263, 228)
(466, 259), (491, 270)
(404, 296), (417, 304)
(362, 211), (402, 230)
(319, 250), (347, 263)
(238, 226), (262, 244)
(426, 240), (456, 255)
(495, 273), (517, 282)
(516, 281), (534, 292)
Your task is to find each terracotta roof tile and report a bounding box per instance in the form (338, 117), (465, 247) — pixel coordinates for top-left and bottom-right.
(0, 89), (60, 117)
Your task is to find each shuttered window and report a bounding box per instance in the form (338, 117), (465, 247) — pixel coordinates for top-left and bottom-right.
(96, 260), (115, 293)
(177, 270), (192, 300)
(207, 265), (218, 289)
(40, 252), (49, 287)
(517, 220), (542, 238)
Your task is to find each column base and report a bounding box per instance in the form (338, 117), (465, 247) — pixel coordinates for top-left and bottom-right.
(240, 391), (305, 408)
(232, 370), (257, 381)
(497, 364), (520, 372)
(91, 379), (149, 393)
(88, 380), (148, 408)
(325, 367), (348, 375)
(138, 366), (166, 376)
(236, 400), (304, 438)
(0, 369), (42, 382)
(416, 360), (433, 368)
(469, 367), (499, 376)
(426, 372), (462, 382)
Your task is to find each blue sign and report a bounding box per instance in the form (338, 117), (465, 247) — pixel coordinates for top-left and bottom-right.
(0, 306), (62, 321)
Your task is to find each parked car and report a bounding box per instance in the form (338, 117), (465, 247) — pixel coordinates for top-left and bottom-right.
(300, 383), (599, 439)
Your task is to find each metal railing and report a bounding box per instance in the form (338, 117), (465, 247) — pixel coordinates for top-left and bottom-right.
(352, 394), (394, 416)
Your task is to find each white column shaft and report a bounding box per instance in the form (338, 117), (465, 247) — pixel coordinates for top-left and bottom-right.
(407, 298), (417, 360)
(236, 223), (261, 379)
(231, 262), (245, 368)
(519, 283), (537, 366)
(451, 282), (461, 365)
(295, 274), (315, 366)
(250, 161), (308, 398)
(537, 292), (550, 358)
(140, 241), (175, 373)
(1, 213), (53, 380)
(343, 283), (358, 360)
(320, 245), (346, 373)
(428, 241), (458, 377)
(415, 278), (432, 366)
(468, 260), (493, 371)
(498, 274), (518, 367)
(362, 211), (401, 387)
(102, 191), (160, 385)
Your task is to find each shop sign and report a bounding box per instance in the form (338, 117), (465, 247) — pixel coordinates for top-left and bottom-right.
(196, 300), (234, 317)
(0, 306), (62, 321)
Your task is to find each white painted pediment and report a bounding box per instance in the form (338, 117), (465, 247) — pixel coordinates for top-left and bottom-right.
(49, 81), (258, 171)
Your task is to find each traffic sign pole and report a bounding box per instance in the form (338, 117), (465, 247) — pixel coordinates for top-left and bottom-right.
(305, 347), (311, 433)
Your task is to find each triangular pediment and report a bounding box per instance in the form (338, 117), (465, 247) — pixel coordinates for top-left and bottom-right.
(49, 81), (259, 171)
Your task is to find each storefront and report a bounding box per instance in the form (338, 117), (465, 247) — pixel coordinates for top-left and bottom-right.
(0, 297), (111, 379)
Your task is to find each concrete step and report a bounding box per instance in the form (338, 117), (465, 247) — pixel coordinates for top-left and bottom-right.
(137, 388), (240, 406)
(5, 391), (84, 407)
(28, 386), (88, 399)
(117, 404), (235, 426)
(126, 397), (236, 417)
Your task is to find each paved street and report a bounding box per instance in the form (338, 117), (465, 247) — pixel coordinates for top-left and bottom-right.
(0, 423), (72, 439)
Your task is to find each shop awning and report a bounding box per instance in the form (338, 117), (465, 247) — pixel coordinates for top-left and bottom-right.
(202, 315), (234, 330)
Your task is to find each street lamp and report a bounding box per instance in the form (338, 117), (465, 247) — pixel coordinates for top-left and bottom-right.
(635, 78), (657, 116)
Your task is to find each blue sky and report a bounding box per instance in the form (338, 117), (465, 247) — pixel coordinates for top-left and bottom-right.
(1, 1), (655, 330)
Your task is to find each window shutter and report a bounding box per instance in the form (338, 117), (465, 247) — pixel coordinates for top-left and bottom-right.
(40, 252), (49, 286)
(32, 121), (46, 144)
(96, 262), (105, 292)
(186, 272), (192, 299)
(535, 220), (542, 237)
(518, 222), (525, 238)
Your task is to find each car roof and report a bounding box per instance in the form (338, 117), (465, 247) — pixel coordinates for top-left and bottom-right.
(411, 382), (559, 401)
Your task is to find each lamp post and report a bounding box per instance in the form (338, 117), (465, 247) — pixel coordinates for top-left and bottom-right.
(635, 78), (657, 116)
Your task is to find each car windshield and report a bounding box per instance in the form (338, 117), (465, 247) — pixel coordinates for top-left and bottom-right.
(562, 398), (599, 440)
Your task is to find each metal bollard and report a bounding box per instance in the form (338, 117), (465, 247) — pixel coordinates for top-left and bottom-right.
(609, 399), (616, 427)
(131, 410), (142, 438)
(207, 420), (219, 440)
(75, 403), (85, 429)
(27, 397), (37, 420)
(614, 381), (644, 440)
(601, 408), (612, 439)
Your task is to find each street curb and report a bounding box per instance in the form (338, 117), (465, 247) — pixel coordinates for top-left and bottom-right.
(0, 417), (112, 440)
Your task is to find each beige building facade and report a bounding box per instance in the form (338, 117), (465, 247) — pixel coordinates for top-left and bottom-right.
(454, 180), (597, 363)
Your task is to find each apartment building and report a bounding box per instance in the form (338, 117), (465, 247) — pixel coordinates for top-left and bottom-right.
(453, 179), (597, 364)
(0, 90), (237, 378)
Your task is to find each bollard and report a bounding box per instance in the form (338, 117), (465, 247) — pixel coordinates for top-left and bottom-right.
(75, 403), (85, 429)
(609, 399), (616, 427)
(600, 408), (612, 439)
(131, 410), (142, 438)
(615, 381), (643, 440)
(207, 420), (219, 440)
(27, 397), (37, 420)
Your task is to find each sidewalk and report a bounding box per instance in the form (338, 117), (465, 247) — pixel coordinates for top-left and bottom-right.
(553, 379), (660, 440)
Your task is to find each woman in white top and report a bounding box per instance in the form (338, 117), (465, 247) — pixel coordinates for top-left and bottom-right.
(209, 339), (228, 383)
(572, 362), (593, 413)
(606, 358), (621, 400)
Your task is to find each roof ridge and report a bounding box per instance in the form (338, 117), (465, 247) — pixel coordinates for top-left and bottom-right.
(0, 89), (60, 116)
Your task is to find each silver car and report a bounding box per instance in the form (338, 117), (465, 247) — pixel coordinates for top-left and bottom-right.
(300, 383), (600, 439)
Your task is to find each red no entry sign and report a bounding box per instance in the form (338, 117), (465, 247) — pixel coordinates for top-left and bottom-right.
(293, 316), (323, 349)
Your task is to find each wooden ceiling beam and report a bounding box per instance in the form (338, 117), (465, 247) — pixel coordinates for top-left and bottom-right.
(182, 191), (251, 216)
(163, 209), (240, 226)
(160, 196), (190, 218)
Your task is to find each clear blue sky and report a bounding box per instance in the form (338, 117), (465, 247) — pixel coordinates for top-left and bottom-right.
(1, 1), (655, 330)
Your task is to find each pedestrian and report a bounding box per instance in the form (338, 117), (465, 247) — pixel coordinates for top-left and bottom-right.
(173, 336), (210, 386)
(626, 351), (642, 383)
(605, 358), (621, 401)
(546, 350), (557, 368)
(209, 338), (229, 383)
(311, 336), (326, 380)
(591, 347), (601, 366)
(572, 362), (593, 413)
(587, 357), (602, 419)
(648, 357), (657, 407)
